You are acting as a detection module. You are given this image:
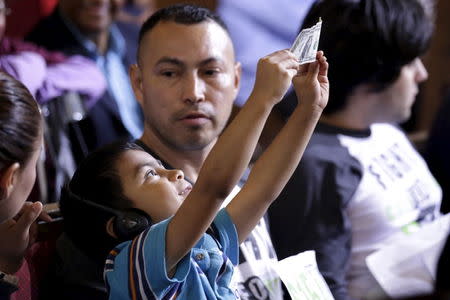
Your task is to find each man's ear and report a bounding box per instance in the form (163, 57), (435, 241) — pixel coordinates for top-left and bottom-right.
(0, 163), (20, 200)
(129, 64), (144, 107)
(233, 61), (242, 94)
(106, 217), (119, 239)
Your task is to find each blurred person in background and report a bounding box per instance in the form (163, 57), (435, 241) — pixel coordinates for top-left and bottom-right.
(268, 0), (441, 299)
(0, 0), (107, 203)
(26, 0), (143, 163)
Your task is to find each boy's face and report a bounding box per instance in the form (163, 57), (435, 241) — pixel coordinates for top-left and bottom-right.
(376, 58), (428, 123)
(115, 150), (192, 222)
(131, 21), (241, 151)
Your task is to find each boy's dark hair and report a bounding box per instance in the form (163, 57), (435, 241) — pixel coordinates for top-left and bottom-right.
(0, 71), (41, 171)
(137, 4), (229, 62)
(303, 0), (433, 115)
(60, 141), (144, 261)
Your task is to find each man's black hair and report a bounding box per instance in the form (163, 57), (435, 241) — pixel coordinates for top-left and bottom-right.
(137, 4), (229, 62)
(60, 141), (144, 262)
(302, 0), (433, 115)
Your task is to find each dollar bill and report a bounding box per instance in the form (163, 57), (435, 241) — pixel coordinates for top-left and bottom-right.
(290, 18), (322, 64)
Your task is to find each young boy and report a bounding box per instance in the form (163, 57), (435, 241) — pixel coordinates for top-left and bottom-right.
(60, 50), (328, 299)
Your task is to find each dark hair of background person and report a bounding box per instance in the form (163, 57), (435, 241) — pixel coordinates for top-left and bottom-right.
(0, 71), (41, 174)
(301, 0), (433, 115)
(59, 141), (143, 261)
(424, 91), (450, 214)
(137, 4), (228, 62)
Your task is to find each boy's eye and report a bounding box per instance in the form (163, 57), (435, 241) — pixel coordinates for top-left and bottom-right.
(145, 169), (158, 178)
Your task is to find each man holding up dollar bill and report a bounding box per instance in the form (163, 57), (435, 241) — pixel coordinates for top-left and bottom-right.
(269, 1), (440, 300)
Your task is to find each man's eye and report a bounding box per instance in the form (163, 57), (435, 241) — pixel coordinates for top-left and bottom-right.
(204, 69), (219, 76)
(161, 71), (176, 77)
(145, 169), (158, 178)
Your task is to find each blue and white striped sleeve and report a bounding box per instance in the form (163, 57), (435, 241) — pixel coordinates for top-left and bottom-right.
(105, 218), (191, 300)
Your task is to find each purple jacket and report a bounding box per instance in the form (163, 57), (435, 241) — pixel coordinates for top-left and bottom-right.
(0, 37), (106, 107)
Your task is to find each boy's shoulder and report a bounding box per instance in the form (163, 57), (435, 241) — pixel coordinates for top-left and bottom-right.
(104, 218), (176, 299)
